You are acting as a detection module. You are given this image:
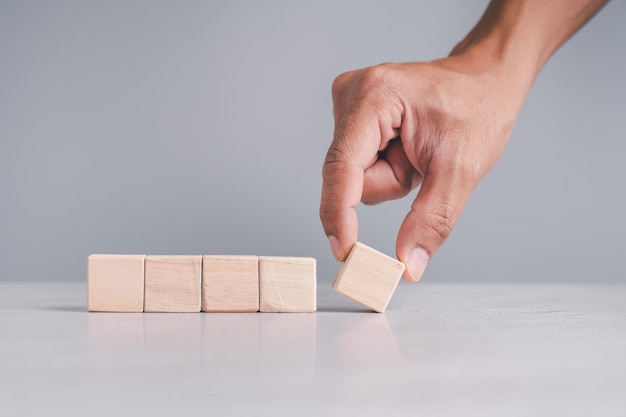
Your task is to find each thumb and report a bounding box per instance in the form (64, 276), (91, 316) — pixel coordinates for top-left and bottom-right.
(396, 167), (475, 282)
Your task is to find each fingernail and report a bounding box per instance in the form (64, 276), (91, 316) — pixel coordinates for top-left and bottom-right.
(406, 247), (430, 282)
(328, 235), (343, 261)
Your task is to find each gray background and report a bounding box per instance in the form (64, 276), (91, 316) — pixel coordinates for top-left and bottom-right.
(1, 0), (624, 283)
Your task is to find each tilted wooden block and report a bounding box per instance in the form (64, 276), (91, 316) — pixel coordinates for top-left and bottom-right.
(87, 254), (145, 312)
(144, 255), (202, 312)
(332, 242), (405, 313)
(202, 255), (259, 312)
(259, 257), (316, 313)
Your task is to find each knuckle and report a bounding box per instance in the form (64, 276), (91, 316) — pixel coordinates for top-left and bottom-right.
(319, 192), (341, 222)
(423, 204), (456, 242)
(440, 146), (483, 184)
(359, 62), (396, 87)
(457, 157), (482, 183)
(332, 63), (401, 117)
(319, 198), (334, 220)
(331, 71), (352, 97)
(323, 144), (350, 169)
(456, 160), (482, 184)
(333, 63), (400, 100)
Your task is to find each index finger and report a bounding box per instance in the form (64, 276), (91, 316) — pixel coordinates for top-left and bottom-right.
(320, 111), (381, 261)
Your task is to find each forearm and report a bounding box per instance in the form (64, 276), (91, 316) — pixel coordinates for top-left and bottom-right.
(450, 0), (607, 99)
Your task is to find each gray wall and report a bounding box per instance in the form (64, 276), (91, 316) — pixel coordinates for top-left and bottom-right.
(1, 1), (625, 283)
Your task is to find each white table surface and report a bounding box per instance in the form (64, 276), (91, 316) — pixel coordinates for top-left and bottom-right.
(0, 282), (625, 417)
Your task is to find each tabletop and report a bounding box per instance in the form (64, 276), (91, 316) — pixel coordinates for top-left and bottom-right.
(1, 281), (625, 417)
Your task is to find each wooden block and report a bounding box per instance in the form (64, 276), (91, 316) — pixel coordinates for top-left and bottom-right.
(332, 242), (405, 313)
(202, 255), (259, 312)
(259, 257), (316, 313)
(144, 255), (202, 312)
(87, 254), (145, 312)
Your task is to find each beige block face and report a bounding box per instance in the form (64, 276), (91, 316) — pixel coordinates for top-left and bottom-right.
(332, 242), (405, 313)
(259, 257), (316, 313)
(87, 255), (145, 312)
(144, 256), (202, 312)
(202, 255), (259, 312)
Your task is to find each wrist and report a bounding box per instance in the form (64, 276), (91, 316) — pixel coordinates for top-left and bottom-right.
(442, 41), (533, 126)
(448, 13), (542, 118)
(453, 23), (538, 86)
(449, 0), (608, 96)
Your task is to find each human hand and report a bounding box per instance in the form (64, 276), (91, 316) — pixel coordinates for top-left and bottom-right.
(320, 0), (606, 283)
(320, 55), (530, 282)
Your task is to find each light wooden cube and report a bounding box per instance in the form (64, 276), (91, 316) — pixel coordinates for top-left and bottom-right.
(144, 255), (202, 312)
(332, 242), (405, 313)
(259, 257), (316, 313)
(202, 255), (259, 312)
(87, 254), (145, 312)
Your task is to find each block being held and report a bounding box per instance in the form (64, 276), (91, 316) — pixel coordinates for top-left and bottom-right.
(332, 242), (405, 313)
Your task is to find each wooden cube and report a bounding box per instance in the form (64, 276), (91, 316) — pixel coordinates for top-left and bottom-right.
(332, 242), (405, 313)
(144, 255), (202, 312)
(259, 257), (316, 313)
(202, 255), (259, 312)
(87, 254), (145, 312)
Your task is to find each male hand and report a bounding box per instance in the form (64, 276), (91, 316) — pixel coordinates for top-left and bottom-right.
(320, 0), (606, 282)
(320, 56), (527, 282)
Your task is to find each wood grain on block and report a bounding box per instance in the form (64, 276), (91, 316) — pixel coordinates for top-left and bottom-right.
(144, 256), (202, 312)
(332, 242), (405, 313)
(259, 257), (316, 313)
(202, 255), (259, 312)
(87, 254), (145, 312)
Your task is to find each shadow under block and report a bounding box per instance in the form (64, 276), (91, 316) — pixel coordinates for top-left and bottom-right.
(87, 255), (145, 312)
(259, 257), (316, 313)
(202, 255), (259, 312)
(144, 256), (202, 312)
(332, 242), (405, 313)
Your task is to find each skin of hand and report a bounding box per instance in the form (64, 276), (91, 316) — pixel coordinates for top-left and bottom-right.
(320, 0), (607, 282)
